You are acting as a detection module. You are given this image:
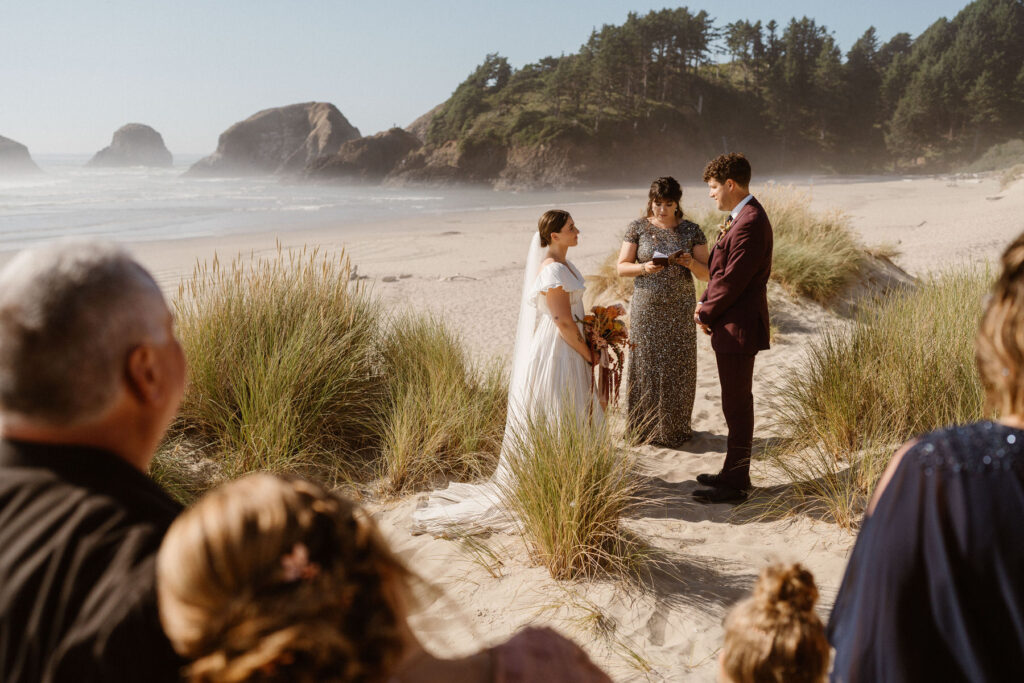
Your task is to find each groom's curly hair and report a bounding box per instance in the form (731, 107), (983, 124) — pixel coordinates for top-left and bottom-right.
(703, 153), (752, 187)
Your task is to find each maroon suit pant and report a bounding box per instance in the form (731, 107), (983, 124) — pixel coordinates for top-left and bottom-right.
(715, 351), (756, 489)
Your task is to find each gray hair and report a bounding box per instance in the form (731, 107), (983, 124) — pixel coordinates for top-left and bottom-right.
(0, 240), (169, 424)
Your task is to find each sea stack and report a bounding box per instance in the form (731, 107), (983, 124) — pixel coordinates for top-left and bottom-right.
(88, 124), (173, 167)
(187, 102), (360, 176)
(306, 128), (421, 182)
(0, 136), (42, 174)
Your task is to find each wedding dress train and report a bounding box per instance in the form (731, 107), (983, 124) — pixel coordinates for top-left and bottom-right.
(412, 238), (602, 535)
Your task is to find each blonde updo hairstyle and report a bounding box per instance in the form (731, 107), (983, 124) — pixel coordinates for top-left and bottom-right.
(157, 474), (412, 683)
(976, 231), (1024, 417)
(538, 209), (572, 247)
(720, 563), (829, 683)
(644, 176), (684, 219)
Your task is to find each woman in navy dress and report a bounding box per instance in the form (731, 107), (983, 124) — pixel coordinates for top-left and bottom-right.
(827, 233), (1024, 682)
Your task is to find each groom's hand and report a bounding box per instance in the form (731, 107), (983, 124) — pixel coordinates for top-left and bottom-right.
(694, 303), (711, 335)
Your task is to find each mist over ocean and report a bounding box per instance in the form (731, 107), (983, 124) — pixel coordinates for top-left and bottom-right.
(0, 155), (583, 253)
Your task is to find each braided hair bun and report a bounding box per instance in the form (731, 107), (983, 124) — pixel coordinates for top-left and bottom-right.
(157, 474), (411, 682)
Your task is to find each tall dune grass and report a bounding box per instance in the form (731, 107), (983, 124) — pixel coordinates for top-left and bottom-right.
(376, 313), (506, 493)
(766, 267), (991, 528)
(157, 247), (507, 500)
(693, 186), (864, 303)
(170, 248), (383, 482)
(500, 407), (640, 580)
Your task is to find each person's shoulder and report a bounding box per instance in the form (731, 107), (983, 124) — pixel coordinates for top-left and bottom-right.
(746, 197), (771, 221)
(535, 261), (579, 293)
(622, 219), (645, 244)
(538, 259), (570, 278)
(491, 627), (612, 682)
(912, 421), (1024, 467)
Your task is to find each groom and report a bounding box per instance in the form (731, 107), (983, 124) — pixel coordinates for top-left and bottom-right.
(692, 153), (773, 504)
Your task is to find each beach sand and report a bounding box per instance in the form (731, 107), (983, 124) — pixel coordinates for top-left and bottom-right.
(126, 174), (1023, 681)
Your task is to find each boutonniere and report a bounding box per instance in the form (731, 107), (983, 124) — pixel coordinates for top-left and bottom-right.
(718, 215), (735, 238)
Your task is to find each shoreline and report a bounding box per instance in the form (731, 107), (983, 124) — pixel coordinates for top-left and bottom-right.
(115, 174), (1023, 366)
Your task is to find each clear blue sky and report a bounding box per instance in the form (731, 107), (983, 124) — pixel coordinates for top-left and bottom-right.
(0, 0), (972, 154)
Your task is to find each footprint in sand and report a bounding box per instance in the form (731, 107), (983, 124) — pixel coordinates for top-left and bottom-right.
(646, 609), (668, 646)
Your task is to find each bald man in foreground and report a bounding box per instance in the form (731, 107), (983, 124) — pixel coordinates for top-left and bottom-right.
(0, 242), (187, 682)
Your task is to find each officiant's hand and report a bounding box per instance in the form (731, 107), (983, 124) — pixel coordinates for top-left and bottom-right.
(672, 252), (692, 268)
(640, 261), (664, 275)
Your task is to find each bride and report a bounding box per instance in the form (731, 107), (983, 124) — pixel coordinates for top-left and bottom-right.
(413, 209), (603, 534)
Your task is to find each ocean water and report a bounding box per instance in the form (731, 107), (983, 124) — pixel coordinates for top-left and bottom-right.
(0, 155), (576, 253)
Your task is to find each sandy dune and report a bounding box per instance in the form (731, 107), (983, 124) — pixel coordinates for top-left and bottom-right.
(125, 174), (1023, 681)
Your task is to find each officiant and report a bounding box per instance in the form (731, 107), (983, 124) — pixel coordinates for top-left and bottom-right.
(617, 176), (709, 448)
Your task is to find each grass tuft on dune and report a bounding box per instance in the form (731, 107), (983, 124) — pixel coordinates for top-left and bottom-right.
(588, 186), (866, 308)
(764, 267), (991, 528)
(153, 247), (507, 502)
(376, 313), (506, 493)
(500, 407), (640, 580)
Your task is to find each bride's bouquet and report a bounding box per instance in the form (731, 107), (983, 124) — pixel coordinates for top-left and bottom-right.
(578, 304), (632, 407)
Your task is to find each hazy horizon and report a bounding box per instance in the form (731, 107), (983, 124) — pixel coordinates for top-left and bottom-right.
(2, 0), (973, 156)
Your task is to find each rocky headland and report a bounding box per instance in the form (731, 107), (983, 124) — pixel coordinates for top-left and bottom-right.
(0, 136), (41, 174)
(383, 115), (711, 190)
(187, 102), (360, 176)
(88, 123), (172, 167)
(305, 127), (421, 183)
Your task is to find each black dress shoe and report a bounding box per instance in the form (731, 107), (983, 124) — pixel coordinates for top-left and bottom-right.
(696, 472), (726, 487)
(692, 486), (748, 504)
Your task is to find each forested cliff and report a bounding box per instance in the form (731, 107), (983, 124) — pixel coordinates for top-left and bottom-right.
(389, 0), (1024, 187)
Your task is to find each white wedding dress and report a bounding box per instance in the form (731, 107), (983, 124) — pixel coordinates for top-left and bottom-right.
(412, 236), (603, 535)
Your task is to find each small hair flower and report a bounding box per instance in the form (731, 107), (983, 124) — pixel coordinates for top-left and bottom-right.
(280, 543), (320, 582)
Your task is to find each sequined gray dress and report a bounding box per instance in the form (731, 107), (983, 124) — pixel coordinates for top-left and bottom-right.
(624, 218), (707, 446)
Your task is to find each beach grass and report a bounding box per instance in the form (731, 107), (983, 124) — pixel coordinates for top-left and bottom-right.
(587, 186), (865, 308)
(764, 266), (991, 528)
(586, 251), (635, 305)
(376, 313), (506, 493)
(155, 247), (507, 501)
(1002, 164), (1024, 190)
(500, 406), (640, 580)
(694, 185), (864, 304)
(168, 247), (383, 484)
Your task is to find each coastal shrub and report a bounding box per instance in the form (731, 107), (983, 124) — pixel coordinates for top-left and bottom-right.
(167, 248), (384, 484)
(376, 313), (506, 493)
(1002, 164), (1024, 189)
(766, 267), (991, 528)
(500, 407), (639, 580)
(966, 138), (1024, 173)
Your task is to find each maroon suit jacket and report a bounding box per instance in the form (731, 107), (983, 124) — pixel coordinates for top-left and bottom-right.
(698, 196), (773, 354)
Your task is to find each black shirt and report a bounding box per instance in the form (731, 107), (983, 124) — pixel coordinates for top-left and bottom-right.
(0, 439), (184, 682)
(827, 422), (1024, 682)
